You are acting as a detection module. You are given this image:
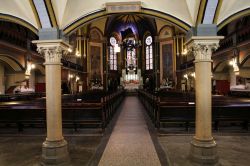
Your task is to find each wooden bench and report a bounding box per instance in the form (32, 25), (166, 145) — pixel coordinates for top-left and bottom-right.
(0, 89), (125, 132)
(139, 89), (250, 131)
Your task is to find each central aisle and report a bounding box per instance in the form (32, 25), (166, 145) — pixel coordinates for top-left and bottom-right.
(98, 96), (161, 166)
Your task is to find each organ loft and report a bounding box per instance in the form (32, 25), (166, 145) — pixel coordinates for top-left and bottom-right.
(0, 1), (250, 165)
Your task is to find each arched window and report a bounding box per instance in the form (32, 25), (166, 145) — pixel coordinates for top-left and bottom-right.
(145, 36), (153, 70)
(127, 47), (136, 70)
(109, 37), (117, 70)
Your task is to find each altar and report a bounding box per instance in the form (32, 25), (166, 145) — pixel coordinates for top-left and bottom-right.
(121, 69), (142, 91)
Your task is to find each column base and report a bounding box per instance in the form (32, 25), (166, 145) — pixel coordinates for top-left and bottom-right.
(189, 137), (219, 165)
(41, 139), (71, 166)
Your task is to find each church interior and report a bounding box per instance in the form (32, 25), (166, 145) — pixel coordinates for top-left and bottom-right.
(0, 0), (250, 165)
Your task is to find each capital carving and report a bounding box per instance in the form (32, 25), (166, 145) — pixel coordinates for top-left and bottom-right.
(37, 46), (63, 63)
(189, 43), (219, 62)
(32, 39), (72, 64)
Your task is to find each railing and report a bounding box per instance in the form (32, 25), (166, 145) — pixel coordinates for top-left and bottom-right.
(237, 27), (250, 44)
(61, 59), (84, 71)
(0, 30), (27, 49)
(215, 27), (250, 52)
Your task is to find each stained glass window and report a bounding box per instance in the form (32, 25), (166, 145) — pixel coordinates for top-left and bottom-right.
(127, 48), (136, 70)
(109, 37), (117, 71)
(145, 36), (153, 70)
(109, 46), (117, 71)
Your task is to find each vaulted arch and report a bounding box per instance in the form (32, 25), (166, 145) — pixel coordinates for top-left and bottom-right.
(0, 54), (24, 72)
(63, 8), (191, 35)
(218, 8), (250, 31)
(0, 14), (38, 34)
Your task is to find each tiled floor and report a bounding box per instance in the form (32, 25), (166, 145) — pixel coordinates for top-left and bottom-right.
(98, 97), (161, 166)
(0, 135), (102, 166)
(159, 134), (250, 166)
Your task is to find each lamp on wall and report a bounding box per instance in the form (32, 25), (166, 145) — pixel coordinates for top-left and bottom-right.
(68, 74), (74, 80)
(182, 48), (188, 55)
(25, 62), (36, 79)
(68, 48), (72, 53)
(76, 76), (80, 82)
(229, 57), (239, 73)
(75, 50), (81, 57)
(191, 72), (195, 78)
(184, 74), (188, 80)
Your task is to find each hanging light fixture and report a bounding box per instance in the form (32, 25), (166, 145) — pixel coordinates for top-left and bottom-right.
(122, 38), (141, 50)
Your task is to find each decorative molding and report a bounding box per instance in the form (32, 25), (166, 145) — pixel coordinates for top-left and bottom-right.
(44, 0), (58, 27)
(29, 0), (42, 28)
(196, 0), (208, 26)
(37, 46), (62, 63)
(32, 39), (72, 64)
(190, 43), (219, 61)
(63, 8), (191, 35)
(218, 8), (250, 31)
(0, 14), (38, 34)
(106, 1), (141, 13)
(213, 0), (223, 24)
(185, 36), (224, 62)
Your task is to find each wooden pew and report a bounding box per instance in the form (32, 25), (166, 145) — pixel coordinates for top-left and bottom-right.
(139, 89), (250, 131)
(62, 102), (105, 131)
(0, 89), (125, 132)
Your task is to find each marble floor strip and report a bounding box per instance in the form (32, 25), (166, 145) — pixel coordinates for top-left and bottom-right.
(98, 96), (161, 166)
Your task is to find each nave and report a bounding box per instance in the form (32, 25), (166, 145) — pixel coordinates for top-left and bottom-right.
(98, 97), (161, 166)
(0, 95), (250, 166)
(1, 1), (250, 165)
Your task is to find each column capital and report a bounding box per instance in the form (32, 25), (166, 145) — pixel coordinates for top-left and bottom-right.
(186, 36), (224, 62)
(32, 39), (72, 64)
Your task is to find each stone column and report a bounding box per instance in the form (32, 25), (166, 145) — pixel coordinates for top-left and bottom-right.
(33, 39), (71, 165)
(186, 36), (223, 165)
(102, 37), (108, 91)
(81, 36), (88, 91)
(229, 59), (239, 88)
(229, 68), (237, 88)
(29, 70), (35, 90)
(154, 36), (160, 90)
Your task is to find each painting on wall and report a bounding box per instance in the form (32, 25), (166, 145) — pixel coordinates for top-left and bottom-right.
(90, 46), (101, 83)
(162, 43), (173, 80)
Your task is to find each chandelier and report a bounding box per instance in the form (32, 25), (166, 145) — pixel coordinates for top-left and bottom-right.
(121, 38), (141, 51)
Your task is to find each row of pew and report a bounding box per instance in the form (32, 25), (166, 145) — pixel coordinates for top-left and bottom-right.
(0, 90), (125, 132)
(138, 89), (250, 131)
(0, 92), (45, 102)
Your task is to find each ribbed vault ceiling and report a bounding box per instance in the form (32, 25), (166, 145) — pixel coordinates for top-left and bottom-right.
(0, 0), (249, 33)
